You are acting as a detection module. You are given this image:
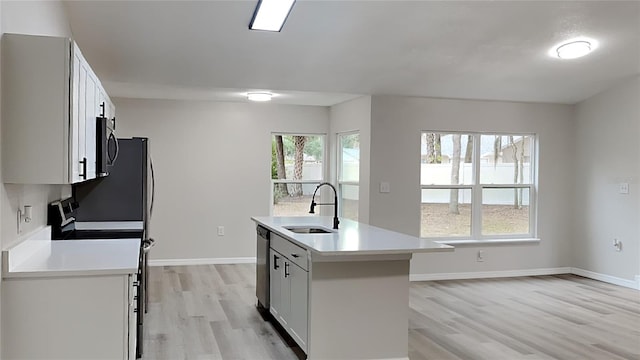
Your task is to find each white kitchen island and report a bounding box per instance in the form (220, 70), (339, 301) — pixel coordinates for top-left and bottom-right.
(252, 216), (454, 360)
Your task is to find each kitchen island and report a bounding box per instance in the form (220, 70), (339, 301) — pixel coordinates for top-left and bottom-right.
(252, 216), (454, 360)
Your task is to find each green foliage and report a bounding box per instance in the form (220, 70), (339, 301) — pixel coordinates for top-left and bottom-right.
(304, 136), (323, 160)
(340, 133), (360, 149)
(279, 135), (323, 161)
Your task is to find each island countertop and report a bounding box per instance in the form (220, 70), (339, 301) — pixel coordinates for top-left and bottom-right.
(252, 216), (453, 256)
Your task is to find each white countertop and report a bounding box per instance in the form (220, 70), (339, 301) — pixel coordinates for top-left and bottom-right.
(252, 216), (453, 256)
(2, 227), (140, 278)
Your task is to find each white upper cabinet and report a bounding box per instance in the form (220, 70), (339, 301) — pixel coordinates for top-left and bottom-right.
(2, 33), (113, 184)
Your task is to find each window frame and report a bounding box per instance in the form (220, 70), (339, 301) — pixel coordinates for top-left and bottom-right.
(420, 131), (537, 241)
(270, 132), (327, 217)
(337, 131), (360, 221)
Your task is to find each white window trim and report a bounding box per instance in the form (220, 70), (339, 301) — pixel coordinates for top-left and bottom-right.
(420, 131), (537, 241)
(337, 131), (360, 220)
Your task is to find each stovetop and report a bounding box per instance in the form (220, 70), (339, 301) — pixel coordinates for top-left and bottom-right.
(58, 229), (144, 240)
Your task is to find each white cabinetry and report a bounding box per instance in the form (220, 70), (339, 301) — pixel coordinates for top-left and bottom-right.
(1, 274), (138, 359)
(1, 33), (113, 184)
(269, 233), (308, 351)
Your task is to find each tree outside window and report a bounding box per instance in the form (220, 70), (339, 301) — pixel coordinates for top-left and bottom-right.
(421, 132), (535, 239)
(271, 134), (324, 216)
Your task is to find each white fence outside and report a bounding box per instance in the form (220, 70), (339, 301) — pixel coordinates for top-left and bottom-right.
(276, 163), (529, 205)
(277, 163), (323, 195)
(421, 163), (532, 205)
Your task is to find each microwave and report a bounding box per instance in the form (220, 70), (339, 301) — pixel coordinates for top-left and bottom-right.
(96, 114), (118, 177)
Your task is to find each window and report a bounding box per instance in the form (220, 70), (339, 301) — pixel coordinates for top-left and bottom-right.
(420, 132), (535, 239)
(271, 134), (325, 216)
(338, 132), (360, 221)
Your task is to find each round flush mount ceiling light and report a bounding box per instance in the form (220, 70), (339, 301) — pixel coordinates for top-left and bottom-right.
(550, 38), (598, 59)
(247, 92), (273, 102)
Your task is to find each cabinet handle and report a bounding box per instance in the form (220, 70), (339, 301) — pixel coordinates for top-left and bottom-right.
(79, 157), (87, 179)
(100, 102), (105, 117)
(284, 262), (290, 278)
(273, 254), (280, 270)
(291, 253), (300, 258)
(132, 281), (140, 287)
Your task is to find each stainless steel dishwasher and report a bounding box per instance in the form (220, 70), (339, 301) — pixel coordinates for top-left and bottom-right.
(256, 225), (270, 312)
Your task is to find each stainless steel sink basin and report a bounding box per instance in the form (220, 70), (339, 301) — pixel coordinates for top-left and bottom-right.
(284, 226), (334, 234)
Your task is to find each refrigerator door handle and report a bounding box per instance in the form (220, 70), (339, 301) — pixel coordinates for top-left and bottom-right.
(150, 156), (155, 218)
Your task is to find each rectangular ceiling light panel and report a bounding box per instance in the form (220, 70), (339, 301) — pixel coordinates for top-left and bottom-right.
(249, 0), (296, 32)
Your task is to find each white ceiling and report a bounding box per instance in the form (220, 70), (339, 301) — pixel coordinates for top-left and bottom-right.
(64, 1), (640, 106)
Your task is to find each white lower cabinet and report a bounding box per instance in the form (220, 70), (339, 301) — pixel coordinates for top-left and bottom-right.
(1, 273), (138, 359)
(288, 260), (308, 348)
(269, 235), (309, 352)
(128, 275), (139, 359)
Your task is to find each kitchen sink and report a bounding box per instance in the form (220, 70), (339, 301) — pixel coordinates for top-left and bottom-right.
(284, 226), (334, 234)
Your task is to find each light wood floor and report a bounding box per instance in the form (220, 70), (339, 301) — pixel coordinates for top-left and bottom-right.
(142, 265), (640, 360)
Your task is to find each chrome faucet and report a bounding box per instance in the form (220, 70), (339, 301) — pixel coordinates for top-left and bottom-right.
(309, 182), (340, 229)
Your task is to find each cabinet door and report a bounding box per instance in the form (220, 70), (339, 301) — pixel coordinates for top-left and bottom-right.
(269, 249), (282, 319)
(75, 46), (90, 183)
(289, 263), (308, 351)
(109, 100), (116, 124)
(70, 46), (83, 183)
(280, 260), (291, 326)
(83, 69), (98, 180)
(128, 275), (138, 360)
(98, 86), (112, 119)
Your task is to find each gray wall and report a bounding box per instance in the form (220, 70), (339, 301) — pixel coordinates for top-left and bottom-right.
(573, 76), (640, 282)
(368, 95), (575, 275)
(329, 96), (371, 224)
(0, 1), (72, 249)
(113, 98), (329, 261)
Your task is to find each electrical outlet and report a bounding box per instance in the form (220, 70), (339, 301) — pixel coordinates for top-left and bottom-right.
(477, 250), (485, 262)
(613, 238), (622, 252)
(217, 226), (225, 236)
(619, 183), (629, 194)
(380, 182), (390, 193)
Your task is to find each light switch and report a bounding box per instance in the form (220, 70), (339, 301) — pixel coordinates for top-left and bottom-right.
(380, 182), (390, 193)
(619, 183), (629, 194)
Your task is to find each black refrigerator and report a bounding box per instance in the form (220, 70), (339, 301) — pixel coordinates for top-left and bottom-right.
(72, 137), (154, 359)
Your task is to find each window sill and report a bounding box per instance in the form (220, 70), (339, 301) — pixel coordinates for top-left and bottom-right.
(434, 238), (540, 246)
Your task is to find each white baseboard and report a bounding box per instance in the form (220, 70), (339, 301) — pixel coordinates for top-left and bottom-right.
(148, 259), (640, 290)
(571, 268), (640, 290)
(149, 257), (256, 267)
(411, 267), (640, 290)
(410, 267), (571, 282)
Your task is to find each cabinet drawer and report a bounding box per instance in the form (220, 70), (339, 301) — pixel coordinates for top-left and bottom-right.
(271, 233), (308, 271)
